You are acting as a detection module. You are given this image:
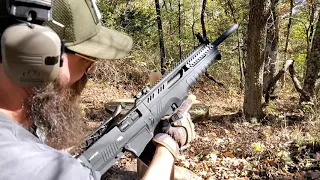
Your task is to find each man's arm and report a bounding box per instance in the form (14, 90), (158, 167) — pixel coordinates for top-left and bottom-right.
(142, 145), (174, 180)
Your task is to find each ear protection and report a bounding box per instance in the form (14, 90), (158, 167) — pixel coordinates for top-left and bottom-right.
(1, 0), (64, 87)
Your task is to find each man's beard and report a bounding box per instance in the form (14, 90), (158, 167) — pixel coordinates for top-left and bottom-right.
(26, 75), (88, 150)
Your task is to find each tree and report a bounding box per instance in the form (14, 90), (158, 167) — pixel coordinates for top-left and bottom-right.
(200, 0), (207, 38)
(284, 0), (294, 60)
(225, 0), (245, 89)
(244, 0), (270, 122)
(305, 0), (318, 68)
(263, 0), (280, 95)
(155, 0), (166, 74)
(302, 13), (320, 101)
(178, 0), (182, 59)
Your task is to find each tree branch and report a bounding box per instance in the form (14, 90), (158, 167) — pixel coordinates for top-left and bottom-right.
(288, 61), (311, 102)
(265, 60), (293, 104)
(205, 72), (225, 88)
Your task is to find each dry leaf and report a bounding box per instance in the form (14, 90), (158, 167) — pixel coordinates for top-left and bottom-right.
(181, 161), (190, 168)
(281, 168), (288, 174)
(199, 170), (207, 177)
(251, 142), (265, 152)
(230, 130), (237, 136)
(222, 152), (235, 158)
(264, 159), (277, 167)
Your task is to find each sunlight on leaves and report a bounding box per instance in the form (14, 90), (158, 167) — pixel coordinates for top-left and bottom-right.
(251, 142), (265, 152)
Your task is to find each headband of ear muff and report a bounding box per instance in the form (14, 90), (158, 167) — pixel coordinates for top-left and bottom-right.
(1, 23), (62, 87)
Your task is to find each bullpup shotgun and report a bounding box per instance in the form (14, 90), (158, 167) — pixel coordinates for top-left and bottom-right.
(74, 24), (239, 178)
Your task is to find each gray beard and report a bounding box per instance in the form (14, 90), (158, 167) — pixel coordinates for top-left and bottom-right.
(26, 81), (86, 150)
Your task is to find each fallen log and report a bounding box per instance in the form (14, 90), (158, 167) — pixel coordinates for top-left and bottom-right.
(265, 60), (293, 104)
(264, 59), (311, 105)
(288, 61), (311, 102)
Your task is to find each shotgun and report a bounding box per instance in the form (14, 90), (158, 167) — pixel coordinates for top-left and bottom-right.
(74, 24), (239, 178)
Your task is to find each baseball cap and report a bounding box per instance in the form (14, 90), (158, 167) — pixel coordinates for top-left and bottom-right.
(45, 0), (133, 60)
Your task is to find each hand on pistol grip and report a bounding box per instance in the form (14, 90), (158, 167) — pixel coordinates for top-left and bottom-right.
(152, 94), (197, 158)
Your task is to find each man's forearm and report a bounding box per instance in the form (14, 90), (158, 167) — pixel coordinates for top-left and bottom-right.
(141, 145), (174, 180)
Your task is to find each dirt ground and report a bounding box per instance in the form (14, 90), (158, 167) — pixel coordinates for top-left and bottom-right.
(80, 72), (320, 180)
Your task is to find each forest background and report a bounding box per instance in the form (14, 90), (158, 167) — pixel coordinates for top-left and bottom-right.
(81, 0), (320, 179)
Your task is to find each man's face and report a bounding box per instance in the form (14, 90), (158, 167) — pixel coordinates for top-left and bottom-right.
(59, 52), (96, 86)
(25, 52), (96, 150)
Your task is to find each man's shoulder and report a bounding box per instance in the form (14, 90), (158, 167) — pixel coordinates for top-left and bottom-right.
(0, 113), (92, 180)
(0, 111), (70, 160)
(0, 140), (91, 180)
(0, 112), (40, 142)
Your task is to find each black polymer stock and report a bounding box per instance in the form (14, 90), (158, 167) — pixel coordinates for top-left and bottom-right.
(75, 24), (239, 178)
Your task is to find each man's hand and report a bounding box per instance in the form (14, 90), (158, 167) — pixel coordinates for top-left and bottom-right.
(152, 94), (197, 158)
(153, 126), (187, 159)
(140, 95), (196, 180)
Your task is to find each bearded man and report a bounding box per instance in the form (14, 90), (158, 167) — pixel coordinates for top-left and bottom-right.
(0, 0), (195, 179)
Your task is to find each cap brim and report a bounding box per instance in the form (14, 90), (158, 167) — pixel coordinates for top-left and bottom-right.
(67, 27), (133, 60)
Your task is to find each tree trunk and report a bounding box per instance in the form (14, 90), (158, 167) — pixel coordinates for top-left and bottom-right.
(178, 0), (182, 59)
(200, 0), (223, 86)
(263, 0), (279, 94)
(284, 0), (293, 60)
(192, 3), (196, 48)
(302, 13), (320, 102)
(155, 0), (166, 74)
(244, 0), (270, 122)
(168, 0), (173, 33)
(226, 0), (245, 90)
(201, 0), (207, 38)
(306, 1), (317, 68)
(280, 0), (294, 88)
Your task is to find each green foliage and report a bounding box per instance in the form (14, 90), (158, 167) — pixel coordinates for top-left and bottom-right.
(117, 9), (155, 36)
(278, 1), (317, 79)
(98, 0), (157, 45)
(96, 0), (313, 90)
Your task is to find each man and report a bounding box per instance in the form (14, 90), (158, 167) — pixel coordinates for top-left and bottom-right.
(0, 0), (194, 179)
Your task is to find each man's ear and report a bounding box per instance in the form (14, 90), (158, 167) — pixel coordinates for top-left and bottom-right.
(149, 71), (162, 85)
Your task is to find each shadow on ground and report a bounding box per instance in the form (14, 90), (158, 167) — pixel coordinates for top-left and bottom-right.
(102, 166), (138, 180)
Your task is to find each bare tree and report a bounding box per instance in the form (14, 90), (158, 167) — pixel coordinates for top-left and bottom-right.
(178, 0), (182, 59)
(263, 0), (280, 95)
(226, 0), (245, 89)
(201, 0), (207, 38)
(303, 13), (320, 102)
(244, 0), (270, 122)
(306, 0), (318, 64)
(155, 0), (166, 74)
(200, 0), (225, 87)
(191, 2), (196, 48)
(284, 0), (294, 60)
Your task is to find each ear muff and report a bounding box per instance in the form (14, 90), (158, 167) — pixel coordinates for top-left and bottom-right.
(1, 23), (62, 87)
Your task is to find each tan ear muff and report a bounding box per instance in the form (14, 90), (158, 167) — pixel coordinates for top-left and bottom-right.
(1, 23), (62, 87)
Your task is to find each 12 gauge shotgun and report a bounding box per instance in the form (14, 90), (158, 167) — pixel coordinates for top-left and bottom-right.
(75, 24), (239, 178)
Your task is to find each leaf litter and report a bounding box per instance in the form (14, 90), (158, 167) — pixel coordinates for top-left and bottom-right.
(80, 73), (320, 179)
